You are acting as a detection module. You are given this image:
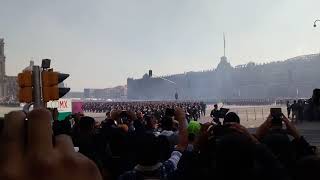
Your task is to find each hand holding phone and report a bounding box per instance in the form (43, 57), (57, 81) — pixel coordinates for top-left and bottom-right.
(282, 114), (300, 139)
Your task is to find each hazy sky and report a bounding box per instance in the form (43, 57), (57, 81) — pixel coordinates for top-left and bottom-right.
(1, 0), (320, 91)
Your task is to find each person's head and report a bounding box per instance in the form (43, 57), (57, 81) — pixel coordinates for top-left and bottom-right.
(212, 134), (258, 179)
(312, 88), (320, 106)
(53, 119), (71, 136)
(161, 116), (173, 131)
(294, 156), (320, 180)
(187, 120), (201, 137)
(214, 104), (218, 109)
(79, 116), (95, 134)
(172, 120), (179, 132)
(261, 133), (295, 168)
(215, 134), (255, 170)
(105, 111), (111, 119)
(135, 133), (160, 166)
(145, 115), (157, 130)
(223, 112), (240, 125)
(293, 100), (297, 104)
(118, 124), (129, 133)
(74, 113), (84, 123)
(143, 115), (154, 129)
(136, 111), (143, 119)
(51, 108), (59, 121)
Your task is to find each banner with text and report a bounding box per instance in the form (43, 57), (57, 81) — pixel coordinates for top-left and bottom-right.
(47, 99), (72, 121)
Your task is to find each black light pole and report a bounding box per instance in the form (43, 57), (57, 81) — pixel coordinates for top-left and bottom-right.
(313, 19), (320, 27)
(148, 70), (179, 100)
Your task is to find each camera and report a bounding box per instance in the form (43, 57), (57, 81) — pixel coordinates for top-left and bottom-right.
(219, 108), (229, 118)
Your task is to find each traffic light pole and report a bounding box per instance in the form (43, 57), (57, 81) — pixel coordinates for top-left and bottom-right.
(18, 60), (70, 110)
(32, 66), (43, 108)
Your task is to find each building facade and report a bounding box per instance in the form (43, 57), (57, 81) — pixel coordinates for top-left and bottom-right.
(0, 39), (18, 101)
(82, 85), (127, 100)
(127, 54), (320, 101)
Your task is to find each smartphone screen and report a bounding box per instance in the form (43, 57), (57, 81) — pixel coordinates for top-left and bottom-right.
(270, 108), (282, 127)
(270, 108), (282, 117)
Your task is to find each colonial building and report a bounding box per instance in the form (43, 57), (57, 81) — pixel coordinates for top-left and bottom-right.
(127, 36), (320, 101)
(0, 39), (18, 101)
(82, 86), (127, 100)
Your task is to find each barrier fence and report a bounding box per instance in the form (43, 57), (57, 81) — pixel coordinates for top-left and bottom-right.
(221, 106), (288, 128)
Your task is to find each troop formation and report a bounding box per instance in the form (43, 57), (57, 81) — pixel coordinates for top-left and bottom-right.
(82, 101), (207, 121)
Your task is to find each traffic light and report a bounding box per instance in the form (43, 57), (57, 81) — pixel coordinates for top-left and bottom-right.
(42, 71), (70, 102)
(17, 71), (33, 103)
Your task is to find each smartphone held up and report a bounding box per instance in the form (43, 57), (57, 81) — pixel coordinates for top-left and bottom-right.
(270, 108), (283, 128)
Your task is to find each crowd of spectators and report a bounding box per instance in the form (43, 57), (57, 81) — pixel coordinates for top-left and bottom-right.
(0, 97), (319, 180)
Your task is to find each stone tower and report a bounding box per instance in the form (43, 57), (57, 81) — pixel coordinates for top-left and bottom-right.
(0, 38), (5, 80)
(0, 38), (6, 97)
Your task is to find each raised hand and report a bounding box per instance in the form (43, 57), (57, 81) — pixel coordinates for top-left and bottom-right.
(0, 109), (102, 180)
(230, 123), (260, 144)
(174, 107), (188, 151)
(255, 114), (273, 139)
(282, 114), (301, 139)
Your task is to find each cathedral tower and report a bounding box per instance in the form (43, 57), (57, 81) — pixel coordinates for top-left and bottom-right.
(0, 38), (6, 80)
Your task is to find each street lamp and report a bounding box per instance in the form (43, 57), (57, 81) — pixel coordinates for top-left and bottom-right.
(148, 70), (177, 85)
(313, 19), (320, 27)
(148, 70), (179, 100)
